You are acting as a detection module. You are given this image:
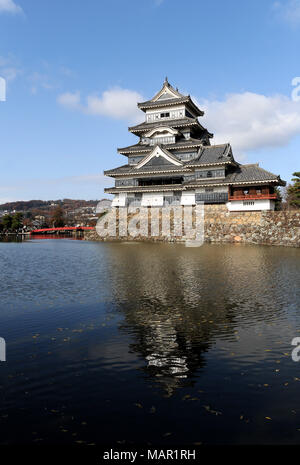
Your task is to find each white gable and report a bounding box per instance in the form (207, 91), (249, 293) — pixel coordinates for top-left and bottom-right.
(134, 145), (182, 169)
(144, 126), (178, 138)
(152, 83), (180, 102)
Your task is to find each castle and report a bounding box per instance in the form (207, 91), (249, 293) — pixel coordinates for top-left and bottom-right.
(104, 78), (285, 211)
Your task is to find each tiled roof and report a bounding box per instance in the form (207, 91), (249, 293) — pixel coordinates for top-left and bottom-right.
(137, 96), (204, 116)
(185, 164), (286, 186)
(186, 144), (234, 166)
(128, 117), (200, 133)
(118, 138), (208, 154)
(104, 163), (192, 176)
(105, 185), (184, 193)
(226, 164), (285, 184)
(138, 96), (190, 108)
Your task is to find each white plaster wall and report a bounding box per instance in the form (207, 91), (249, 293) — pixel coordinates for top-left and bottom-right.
(227, 199), (275, 211)
(181, 191), (196, 205)
(146, 105), (185, 116)
(141, 193), (164, 206)
(111, 193), (127, 207)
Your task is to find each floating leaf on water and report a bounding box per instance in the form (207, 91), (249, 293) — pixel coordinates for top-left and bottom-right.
(150, 406), (156, 414)
(163, 432), (172, 437)
(134, 403), (143, 409)
(265, 417), (272, 420)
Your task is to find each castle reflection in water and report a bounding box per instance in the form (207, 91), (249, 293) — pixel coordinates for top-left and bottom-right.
(101, 243), (285, 396)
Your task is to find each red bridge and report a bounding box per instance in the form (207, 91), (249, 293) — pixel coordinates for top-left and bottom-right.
(30, 226), (95, 235)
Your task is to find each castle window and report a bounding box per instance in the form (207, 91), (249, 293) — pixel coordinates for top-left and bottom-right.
(205, 188), (214, 192)
(207, 171), (212, 178)
(160, 112), (170, 118)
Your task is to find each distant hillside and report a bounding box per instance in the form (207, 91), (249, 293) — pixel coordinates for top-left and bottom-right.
(0, 199), (109, 230)
(0, 199), (99, 212)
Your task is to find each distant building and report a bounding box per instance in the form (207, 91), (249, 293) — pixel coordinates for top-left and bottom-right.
(104, 78), (285, 211)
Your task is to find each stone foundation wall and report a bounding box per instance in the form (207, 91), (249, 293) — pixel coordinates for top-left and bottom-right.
(85, 205), (300, 247)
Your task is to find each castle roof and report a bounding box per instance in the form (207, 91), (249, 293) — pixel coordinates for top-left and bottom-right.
(137, 78), (204, 116)
(186, 144), (234, 166)
(225, 164), (286, 185)
(128, 117), (210, 135)
(118, 138), (209, 155)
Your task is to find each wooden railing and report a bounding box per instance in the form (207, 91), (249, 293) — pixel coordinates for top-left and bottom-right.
(228, 194), (277, 201)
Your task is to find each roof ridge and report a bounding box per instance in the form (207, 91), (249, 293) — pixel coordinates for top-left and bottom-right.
(203, 143), (229, 149)
(242, 163), (260, 167)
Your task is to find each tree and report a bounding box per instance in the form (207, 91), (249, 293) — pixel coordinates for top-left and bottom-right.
(50, 206), (65, 227)
(1, 214), (13, 230)
(287, 172), (300, 209)
(11, 212), (23, 231)
(274, 186), (283, 211)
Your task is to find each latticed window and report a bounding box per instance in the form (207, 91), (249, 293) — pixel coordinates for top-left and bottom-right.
(195, 169), (225, 179)
(115, 178), (137, 187)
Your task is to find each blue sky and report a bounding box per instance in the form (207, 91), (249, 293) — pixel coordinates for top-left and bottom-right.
(0, 0), (300, 202)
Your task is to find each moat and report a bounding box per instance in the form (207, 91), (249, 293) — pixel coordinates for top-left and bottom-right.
(0, 238), (299, 445)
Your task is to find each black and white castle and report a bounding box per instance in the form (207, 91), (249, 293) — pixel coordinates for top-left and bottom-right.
(104, 78), (285, 211)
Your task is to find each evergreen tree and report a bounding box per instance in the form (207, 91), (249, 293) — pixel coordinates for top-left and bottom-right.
(1, 214), (13, 230)
(274, 186), (283, 211)
(287, 172), (300, 209)
(11, 212), (23, 231)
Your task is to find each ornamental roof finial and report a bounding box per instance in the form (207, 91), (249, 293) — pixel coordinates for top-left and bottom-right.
(164, 76), (168, 85)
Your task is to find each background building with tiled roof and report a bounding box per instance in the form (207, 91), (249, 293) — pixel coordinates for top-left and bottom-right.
(104, 79), (285, 211)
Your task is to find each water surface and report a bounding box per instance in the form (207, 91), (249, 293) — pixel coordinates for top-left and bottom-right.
(0, 239), (299, 445)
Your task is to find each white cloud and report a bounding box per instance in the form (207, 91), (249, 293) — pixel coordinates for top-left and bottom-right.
(0, 0), (22, 14)
(0, 56), (22, 82)
(57, 91), (81, 109)
(272, 0), (300, 26)
(28, 72), (58, 94)
(58, 87), (144, 123)
(58, 85), (300, 158)
(198, 91), (300, 155)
